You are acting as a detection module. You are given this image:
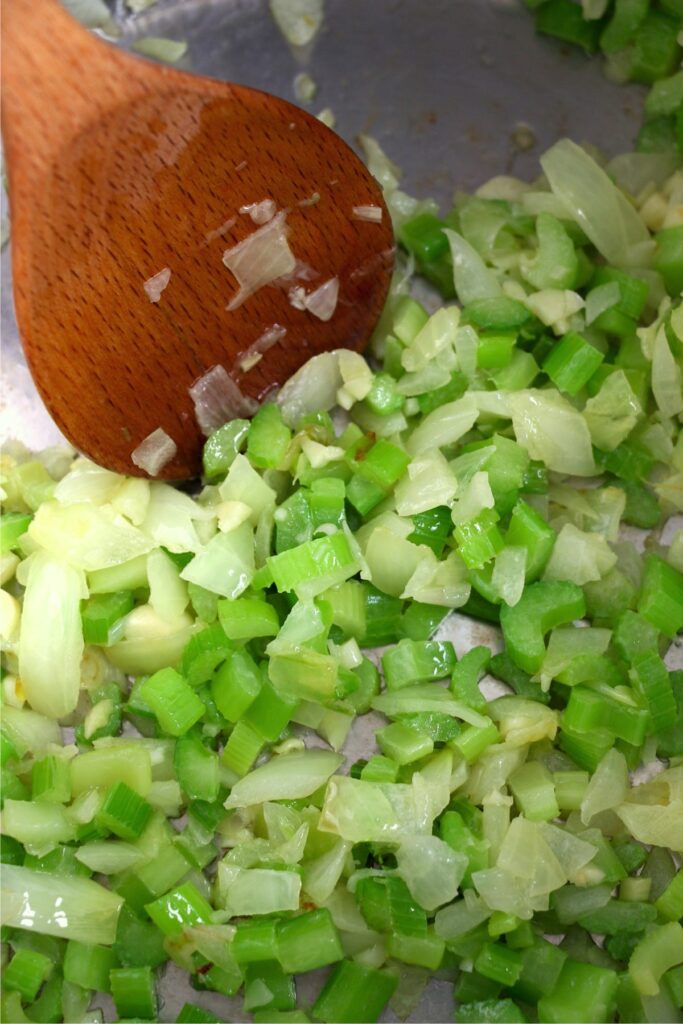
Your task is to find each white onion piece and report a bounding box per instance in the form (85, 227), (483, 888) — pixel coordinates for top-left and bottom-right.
(131, 428), (177, 476)
(223, 211), (296, 310)
(352, 205), (382, 223)
(237, 325), (287, 373)
(305, 277), (339, 321)
(239, 200), (277, 225)
(288, 285), (307, 310)
(189, 365), (258, 436)
(294, 72), (317, 102)
(269, 0), (324, 46)
(143, 267), (171, 303)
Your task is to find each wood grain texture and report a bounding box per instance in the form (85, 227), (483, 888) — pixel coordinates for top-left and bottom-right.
(2, 0), (394, 478)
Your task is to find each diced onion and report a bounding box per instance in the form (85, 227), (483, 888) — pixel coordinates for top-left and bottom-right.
(223, 210), (296, 310)
(269, 0), (324, 46)
(143, 267), (171, 303)
(236, 324), (287, 373)
(304, 277), (339, 321)
(132, 37), (187, 63)
(293, 72), (317, 102)
(239, 200), (277, 225)
(130, 427), (177, 476)
(352, 205), (383, 223)
(189, 365), (258, 436)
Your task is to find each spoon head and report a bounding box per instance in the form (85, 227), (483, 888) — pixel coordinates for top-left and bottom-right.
(12, 82), (394, 478)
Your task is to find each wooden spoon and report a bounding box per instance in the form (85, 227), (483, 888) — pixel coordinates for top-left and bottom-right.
(1, 0), (395, 478)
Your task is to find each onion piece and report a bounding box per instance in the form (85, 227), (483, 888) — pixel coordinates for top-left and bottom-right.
(294, 72), (317, 102)
(239, 200), (277, 225)
(303, 277), (339, 321)
(130, 428), (177, 476)
(236, 325), (286, 374)
(352, 204), (383, 223)
(189, 365), (258, 436)
(132, 37), (187, 63)
(143, 267), (171, 303)
(204, 217), (237, 245)
(223, 211), (296, 310)
(269, 0), (324, 46)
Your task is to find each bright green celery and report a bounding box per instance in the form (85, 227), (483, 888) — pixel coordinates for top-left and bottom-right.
(243, 960), (296, 1012)
(181, 624), (233, 688)
(654, 226), (683, 296)
(630, 651), (676, 733)
(63, 940), (115, 992)
(221, 720), (264, 775)
(31, 755), (71, 804)
(382, 638), (456, 688)
(242, 682), (298, 741)
(543, 331), (604, 395)
(144, 882), (213, 936)
(500, 580), (586, 674)
(523, 212), (578, 290)
(535, 0), (602, 51)
(451, 646), (490, 711)
(176, 1005), (222, 1023)
(174, 730), (219, 803)
(217, 597), (279, 641)
(408, 505), (454, 556)
(455, 998), (527, 1023)
(313, 960), (397, 1024)
(110, 965), (157, 1020)
(616, 479), (661, 529)
(454, 508), (504, 569)
(360, 754), (399, 783)
(346, 438), (411, 515)
(559, 722), (614, 772)
(247, 403), (292, 469)
(477, 331), (517, 369)
(474, 942), (524, 986)
(451, 720), (499, 763)
(577, 899), (657, 935)
(267, 532), (358, 597)
(553, 770), (589, 812)
(81, 590), (134, 644)
(630, 922), (683, 997)
(629, 11), (681, 85)
(356, 875), (427, 936)
(323, 581), (366, 639)
(600, 0), (648, 53)
(376, 721), (434, 764)
(439, 810), (489, 886)
(360, 585), (403, 645)
(138, 668), (205, 736)
(95, 781), (152, 841)
(202, 418), (249, 480)
(0, 510), (32, 552)
(637, 555), (683, 638)
(275, 489), (312, 553)
(309, 478), (346, 530)
(211, 647), (263, 722)
(613, 610), (659, 665)
(489, 651), (550, 704)
(538, 959), (619, 1023)
(655, 870), (683, 922)
(276, 909), (343, 973)
(508, 762), (559, 821)
(2, 947), (53, 1001)
(562, 686), (649, 747)
(388, 929), (445, 969)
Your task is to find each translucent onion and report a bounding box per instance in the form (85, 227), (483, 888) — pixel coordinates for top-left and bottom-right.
(142, 267), (171, 302)
(352, 205), (383, 222)
(19, 552), (87, 718)
(269, 0), (324, 46)
(189, 364), (258, 436)
(223, 210), (296, 310)
(224, 749), (343, 808)
(1, 865), (123, 945)
(131, 427), (177, 476)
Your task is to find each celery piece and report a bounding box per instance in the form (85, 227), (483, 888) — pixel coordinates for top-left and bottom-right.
(247, 403), (292, 470)
(2, 948), (53, 1001)
(455, 998), (527, 1023)
(654, 226), (683, 297)
(543, 332), (604, 396)
(95, 781), (152, 841)
(110, 965), (157, 1021)
(202, 419), (249, 480)
(181, 624), (232, 688)
(500, 580), (586, 674)
(629, 11), (681, 85)
(174, 731), (220, 803)
(600, 0), (648, 53)
(276, 908), (343, 974)
(538, 959), (619, 1023)
(0, 512), (32, 553)
(312, 960), (397, 1024)
(536, 0), (602, 51)
(144, 882), (213, 937)
(382, 639), (456, 689)
(138, 668), (205, 736)
(81, 590), (134, 645)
